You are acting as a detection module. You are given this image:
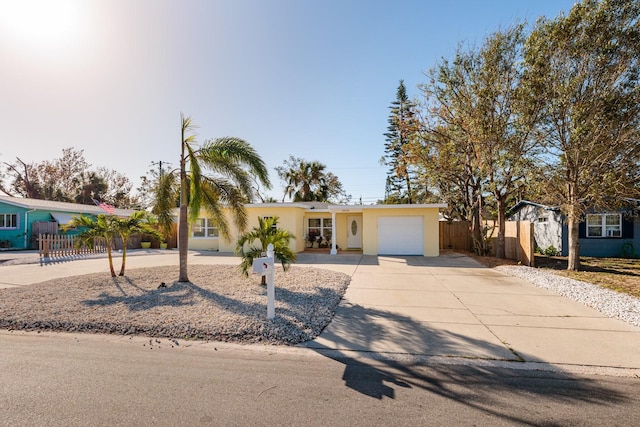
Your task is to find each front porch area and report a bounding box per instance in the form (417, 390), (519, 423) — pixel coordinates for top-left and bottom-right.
(303, 247), (362, 255)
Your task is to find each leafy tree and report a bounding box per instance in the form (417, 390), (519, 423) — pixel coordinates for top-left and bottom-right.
(96, 166), (138, 208)
(465, 25), (542, 259)
(0, 148), (137, 208)
(235, 216), (296, 285)
(0, 157), (43, 198)
(73, 171), (108, 205)
(525, 0), (640, 270)
(154, 114), (271, 282)
(412, 25), (544, 257)
(415, 47), (494, 253)
(275, 155), (348, 202)
(381, 80), (421, 204)
(69, 214), (119, 277)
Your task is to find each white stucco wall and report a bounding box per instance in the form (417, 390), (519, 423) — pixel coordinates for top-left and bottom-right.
(510, 204), (563, 253)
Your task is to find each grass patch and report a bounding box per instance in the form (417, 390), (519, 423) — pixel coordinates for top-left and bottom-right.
(534, 256), (640, 299)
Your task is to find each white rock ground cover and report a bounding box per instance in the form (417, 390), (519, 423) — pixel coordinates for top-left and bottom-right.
(0, 264), (350, 344)
(497, 265), (640, 328)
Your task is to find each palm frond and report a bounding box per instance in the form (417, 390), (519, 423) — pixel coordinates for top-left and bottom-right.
(186, 142), (203, 224)
(235, 216), (296, 280)
(201, 137), (271, 191)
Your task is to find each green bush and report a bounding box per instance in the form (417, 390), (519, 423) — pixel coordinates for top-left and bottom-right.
(543, 245), (559, 257)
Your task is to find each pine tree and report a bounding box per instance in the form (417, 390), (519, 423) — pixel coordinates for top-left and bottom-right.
(382, 80), (419, 204)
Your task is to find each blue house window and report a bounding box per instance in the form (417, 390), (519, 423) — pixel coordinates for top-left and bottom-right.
(0, 213), (18, 229)
(586, 213), (621, 238)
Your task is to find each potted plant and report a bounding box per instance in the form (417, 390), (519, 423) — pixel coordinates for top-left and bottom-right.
(140, 235), (152, 249)
(306, 230), (318, 248)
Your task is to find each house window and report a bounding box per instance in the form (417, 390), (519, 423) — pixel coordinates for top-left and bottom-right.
(538, 216), (548, 223)
(192, 218), (219, 238)
(307, 218), (332, 242)
(263, 216), (277, 229)
(0, 213), (18, 229)
(586, 213), (621, 238)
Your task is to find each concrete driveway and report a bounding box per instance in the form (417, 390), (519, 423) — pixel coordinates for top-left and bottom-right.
(302, 253), (640, 372)
(1, 250), (639, 372)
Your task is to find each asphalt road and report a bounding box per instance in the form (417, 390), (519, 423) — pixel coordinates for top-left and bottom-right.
(1, 332), (639, 426)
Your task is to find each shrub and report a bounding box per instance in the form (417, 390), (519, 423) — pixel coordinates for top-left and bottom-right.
(544, 245), (559, 257)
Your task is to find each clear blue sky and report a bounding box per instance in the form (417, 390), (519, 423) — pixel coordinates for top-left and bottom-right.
(0, 0), (577, 203)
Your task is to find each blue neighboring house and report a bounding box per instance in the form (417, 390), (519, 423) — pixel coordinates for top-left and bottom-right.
(0, 195), (134, 250)
(508, 200), (639, 258)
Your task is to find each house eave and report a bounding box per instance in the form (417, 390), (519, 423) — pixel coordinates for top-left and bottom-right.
(328, 203), (447, 213)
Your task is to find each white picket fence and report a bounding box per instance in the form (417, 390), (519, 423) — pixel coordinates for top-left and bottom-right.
(38, 234), (107, 258)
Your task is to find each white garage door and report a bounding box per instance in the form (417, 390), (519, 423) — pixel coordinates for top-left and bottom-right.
(377, 216), (424, 255)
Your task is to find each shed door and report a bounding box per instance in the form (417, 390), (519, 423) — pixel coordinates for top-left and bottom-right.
(377, 216), (424, 255)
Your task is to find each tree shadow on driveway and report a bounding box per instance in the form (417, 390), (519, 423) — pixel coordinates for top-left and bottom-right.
(303, 303), (632, 424)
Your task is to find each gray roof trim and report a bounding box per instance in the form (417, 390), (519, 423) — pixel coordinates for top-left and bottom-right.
(0, 195), (135, 217)
(507, 200), (560, 216)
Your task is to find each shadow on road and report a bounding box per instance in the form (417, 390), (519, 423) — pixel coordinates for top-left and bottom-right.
(305, 303), (629, 424)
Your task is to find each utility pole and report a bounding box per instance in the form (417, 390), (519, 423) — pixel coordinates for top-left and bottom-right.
(151, 160), (169, 177)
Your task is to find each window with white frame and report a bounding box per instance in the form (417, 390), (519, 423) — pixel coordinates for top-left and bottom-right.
(586, 213), (621, 238)
(192, 218), (219, 238)
(263, 216), (277, 229)
(307, 218), (332, 242)
(0, 213), (17, 229)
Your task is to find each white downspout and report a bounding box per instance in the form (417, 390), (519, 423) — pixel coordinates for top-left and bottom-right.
(24, 208), (36, 249)
(330, 210), (337, 255)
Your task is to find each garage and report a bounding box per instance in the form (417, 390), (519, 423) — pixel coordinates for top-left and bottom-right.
(377, 216), (424, 255)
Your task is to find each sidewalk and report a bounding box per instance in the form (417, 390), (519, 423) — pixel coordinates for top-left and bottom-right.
(1, 250), (639, 372)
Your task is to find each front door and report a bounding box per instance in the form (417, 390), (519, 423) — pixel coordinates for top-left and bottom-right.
(347, 215), (362, 249)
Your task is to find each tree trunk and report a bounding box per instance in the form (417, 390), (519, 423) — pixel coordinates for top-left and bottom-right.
(178, 203), (189, 282)
(470, 194), (483, 255)
(107, 245), (116, 277)
(567, 206), (581, 271)
(178, 130), (189, 283)
(119, 244), (127, 276)
(495, 197), (506, 259)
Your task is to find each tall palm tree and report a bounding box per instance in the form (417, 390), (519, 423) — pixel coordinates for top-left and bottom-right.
(69, 214), (119, 277)
(235, 216), (296, 285)
(114, 211), (162, 276)
(155, 114), (271, 282)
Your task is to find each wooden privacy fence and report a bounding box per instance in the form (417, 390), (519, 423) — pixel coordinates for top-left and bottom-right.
(440, 221), (472, 251)
(440, 220), (535, 266)
(38, 234), (107, 258)
(504, 221), (535, 267)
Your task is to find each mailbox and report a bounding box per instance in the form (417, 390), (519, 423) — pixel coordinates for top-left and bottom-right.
(252, 257), (271, 276)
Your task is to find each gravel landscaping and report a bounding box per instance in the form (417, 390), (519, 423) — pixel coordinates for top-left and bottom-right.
(497, 265), (640, 328)
(0, 264), (350, 345)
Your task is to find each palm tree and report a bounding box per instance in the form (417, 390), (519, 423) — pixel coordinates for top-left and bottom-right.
(114, 211), (162, 276)
(236, 216), (296, 285)
(69, 214), (119, 277)
(155, 113), (271, 282)
(275, 156), (346, 202)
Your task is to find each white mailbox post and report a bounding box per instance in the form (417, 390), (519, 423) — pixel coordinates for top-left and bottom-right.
(252, 243), (275, 319)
